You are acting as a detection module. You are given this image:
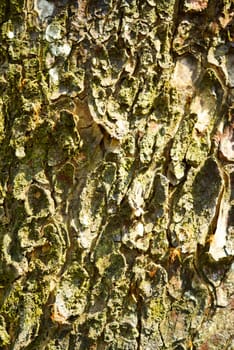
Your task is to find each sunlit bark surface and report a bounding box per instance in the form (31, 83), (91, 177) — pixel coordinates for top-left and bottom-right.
(0, 1), (233, 349)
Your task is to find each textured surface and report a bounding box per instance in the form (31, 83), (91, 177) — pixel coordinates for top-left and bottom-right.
(0, 0), (234, 349)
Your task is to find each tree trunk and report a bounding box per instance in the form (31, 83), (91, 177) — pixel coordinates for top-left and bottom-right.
(0, 0), (233, 349)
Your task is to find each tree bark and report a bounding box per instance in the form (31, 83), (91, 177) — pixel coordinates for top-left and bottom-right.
(0, 0), (233, 349)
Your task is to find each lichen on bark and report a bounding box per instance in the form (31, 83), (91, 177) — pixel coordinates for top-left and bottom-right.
(0, 0), (233, 349)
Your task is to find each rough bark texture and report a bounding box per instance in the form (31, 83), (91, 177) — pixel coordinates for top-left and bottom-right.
(0, 0), (234, 349)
